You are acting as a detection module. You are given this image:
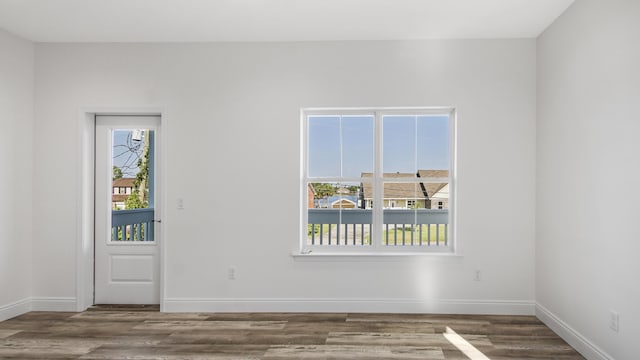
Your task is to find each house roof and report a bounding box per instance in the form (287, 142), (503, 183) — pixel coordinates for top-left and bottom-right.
(112, 194), (129, 202)
(113, 178), (135, 187)
(431, 184), (450, 199)
(418, 170), (449, 199)
(317, 195), (358, 208)
(417, 169), (449, 179)
(361, 170), (449, 199)
(361, 173), (420, 199)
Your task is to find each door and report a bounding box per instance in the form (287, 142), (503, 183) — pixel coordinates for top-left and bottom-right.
(95, 115), (161, 304)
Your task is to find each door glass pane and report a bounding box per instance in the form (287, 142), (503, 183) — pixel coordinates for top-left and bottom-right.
(111, 129), (154, 241)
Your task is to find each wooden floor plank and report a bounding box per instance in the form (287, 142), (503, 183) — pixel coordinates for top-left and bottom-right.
(326, 332), (493, 347)
(0, 310), (586, 359)
(263, 345), (445, 359)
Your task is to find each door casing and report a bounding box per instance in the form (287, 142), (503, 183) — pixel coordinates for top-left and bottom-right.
(95, 115), (160, 304)
(76, 109), (166, 311)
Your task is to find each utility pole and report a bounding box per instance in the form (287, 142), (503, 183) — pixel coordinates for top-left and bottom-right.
(138, 130), (150, 205)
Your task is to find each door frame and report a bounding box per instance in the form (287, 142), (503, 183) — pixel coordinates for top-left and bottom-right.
(77, 108), (166, 312)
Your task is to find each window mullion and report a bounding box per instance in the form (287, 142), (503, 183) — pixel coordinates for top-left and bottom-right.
(372, 111), (383, 251)
(301, 112), (309, 253)
(302, 107), (455, 255)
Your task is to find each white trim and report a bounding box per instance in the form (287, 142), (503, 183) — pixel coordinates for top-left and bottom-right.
(76, 111), (95, 311)
(164, 297), (534, 315)
(448, 108), (458, 253)
(536, 303), (614, 360)
(76, 107), (166, 311)
(158, 110), (168, 312)
(0, 297), (79, 321)
(291, 252), (463, 259)
(304, 107), (455, 115)
(0, 298), (31, 321)
(31, 297), (77, 312)
(300, 107), (456, 255)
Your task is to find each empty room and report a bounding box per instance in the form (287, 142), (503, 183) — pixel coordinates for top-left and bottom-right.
(0, 0), (638, 359)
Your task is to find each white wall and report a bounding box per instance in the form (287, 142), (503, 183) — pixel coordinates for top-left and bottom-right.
(0, 28), (34, 320)
(33, 39), (536, 313)
(537, 0), (640, 359)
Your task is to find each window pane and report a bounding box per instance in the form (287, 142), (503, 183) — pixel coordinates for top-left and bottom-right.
(417, 115), (450, 171)
(303, 109), (453, 253)
(342, 116), (374, 178)
(382, 182), (419, 246)
(307, 182), (371, 246)
(111, 129), (154, 242)
(308, 116), (340, 177)
(383, 115), (417, 174)
(419, 180), (450, 209)
(381, 181), (448, 246)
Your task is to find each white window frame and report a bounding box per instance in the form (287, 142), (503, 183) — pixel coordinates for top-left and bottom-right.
(300, 107), (457, 255)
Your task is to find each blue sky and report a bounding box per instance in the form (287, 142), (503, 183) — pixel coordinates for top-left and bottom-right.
(112, 129), (148, 178)
(308, 115), (449, 178)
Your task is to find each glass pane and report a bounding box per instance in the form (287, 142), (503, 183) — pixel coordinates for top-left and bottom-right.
(383, 115), (417, 175)
(341, 116), (374, 178)
(417, 115), (450, 171)
(111, 129), (154, 242)
(308, 116), (340, 177)
(382, 182), (448, 246)
(307, 182), (371, 246)
(382, 182), (419, 246)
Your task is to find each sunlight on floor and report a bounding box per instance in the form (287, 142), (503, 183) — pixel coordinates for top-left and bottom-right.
(444, 326), (491, 360)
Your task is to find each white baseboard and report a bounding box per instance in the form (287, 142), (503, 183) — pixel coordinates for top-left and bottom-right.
(0, 298), (31, 322)
(30, 297), (77, 312)
(0, 297), (79, 321)
(164, 298), (535, 315)
(536, 303), (614, 360)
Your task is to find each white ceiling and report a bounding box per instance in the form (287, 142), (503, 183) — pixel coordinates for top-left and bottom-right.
(0, 0), (574, 42)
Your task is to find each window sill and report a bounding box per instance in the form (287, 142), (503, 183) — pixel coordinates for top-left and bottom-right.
(291, 251), (462, 260)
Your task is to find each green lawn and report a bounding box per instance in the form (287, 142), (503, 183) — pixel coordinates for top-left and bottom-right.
(381, 224), (447, 245)
(307, 224), (448, 246)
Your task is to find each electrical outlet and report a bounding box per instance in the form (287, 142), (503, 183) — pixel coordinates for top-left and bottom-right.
(228, 266), (236, 280)
(474, 270), (481, 281)
(609, 310), (619, 332)
(177, 198), (184, 210)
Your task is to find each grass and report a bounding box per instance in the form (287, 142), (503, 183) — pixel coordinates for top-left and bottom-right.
(381, 224), (448, 245)
(307, 223), (448, 246)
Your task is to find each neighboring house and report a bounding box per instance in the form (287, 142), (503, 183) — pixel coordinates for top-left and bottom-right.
(112, 178), (135, 209)
(330, 198), (356, 209)
(417, 170), (449, 209)
(316, 195), (358, 209)
(430, 183), (449, 209)
(360, 170), (449, 209)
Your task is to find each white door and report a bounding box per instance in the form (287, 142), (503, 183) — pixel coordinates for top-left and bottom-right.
(95, 115), (161, 304)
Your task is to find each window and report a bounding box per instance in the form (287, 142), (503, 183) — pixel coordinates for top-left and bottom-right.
(302, 108), (455, 254)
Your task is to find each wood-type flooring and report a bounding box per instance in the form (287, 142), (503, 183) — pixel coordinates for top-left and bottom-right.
(0, 310), (586, 359)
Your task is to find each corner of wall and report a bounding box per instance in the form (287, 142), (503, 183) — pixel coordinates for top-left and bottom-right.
(0, 28), (35, 319)
(536, 303), (614, 360)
